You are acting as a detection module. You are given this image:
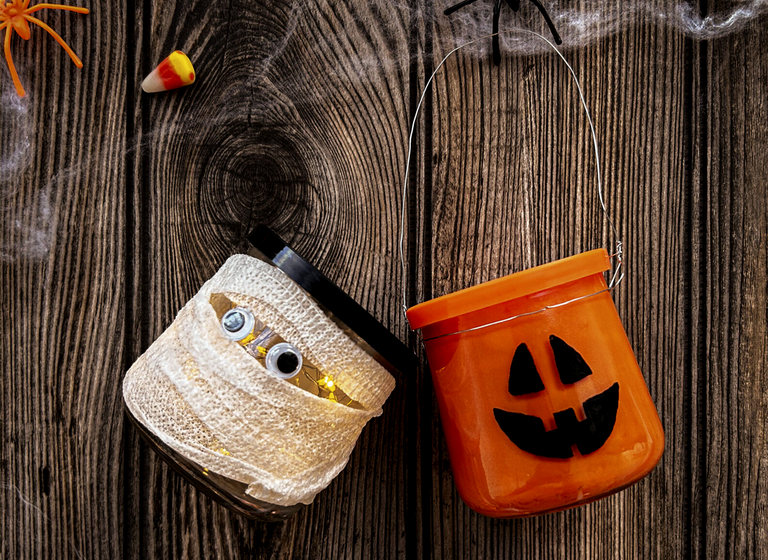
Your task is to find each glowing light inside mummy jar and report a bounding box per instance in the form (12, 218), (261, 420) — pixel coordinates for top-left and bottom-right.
(210, 293), (363, 408)
(122, 226), (417, 520)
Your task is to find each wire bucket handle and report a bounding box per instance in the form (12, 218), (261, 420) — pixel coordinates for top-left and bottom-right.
(398, 29), (625, 331)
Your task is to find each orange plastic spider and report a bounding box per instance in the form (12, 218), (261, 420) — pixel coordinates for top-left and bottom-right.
(0, 0), (89, 97)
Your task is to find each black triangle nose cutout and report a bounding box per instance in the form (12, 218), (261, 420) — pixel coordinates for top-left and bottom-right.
(549, 335), (593, 384)
(508, 343), (545, 396)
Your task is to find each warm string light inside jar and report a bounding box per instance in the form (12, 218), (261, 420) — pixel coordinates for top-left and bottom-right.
(210, 293), (363, 408)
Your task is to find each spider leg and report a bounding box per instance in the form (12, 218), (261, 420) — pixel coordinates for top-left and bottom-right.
(23, 14), (83, 66)
(3, 23), (26, 97)
(23, 3), (90, 15)
(492, 0), (502, 65)
(527, 0), (562, 44)
(444, 0), (478, 16)
(506, 0), (520, 12)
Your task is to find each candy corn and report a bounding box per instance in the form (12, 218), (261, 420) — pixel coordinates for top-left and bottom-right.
(142, 51), (196, 93)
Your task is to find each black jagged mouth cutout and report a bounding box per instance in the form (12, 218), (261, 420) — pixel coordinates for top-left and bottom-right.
(493, 382), (619, 458)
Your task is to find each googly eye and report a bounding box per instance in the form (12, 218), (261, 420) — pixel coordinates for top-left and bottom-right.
(265, 343), (303, 379)
(221, 307), (255, 341)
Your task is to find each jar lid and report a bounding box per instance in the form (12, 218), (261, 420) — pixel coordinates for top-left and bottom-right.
(406, 249), (611, 330)
(247, 225), (419, 376)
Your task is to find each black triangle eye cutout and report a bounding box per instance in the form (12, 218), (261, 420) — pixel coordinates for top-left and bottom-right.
(549, 335), (593, 385)
(508, 343), (545, 396)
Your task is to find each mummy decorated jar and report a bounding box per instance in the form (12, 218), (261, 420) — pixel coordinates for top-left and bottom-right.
(123, 226), (416, 519)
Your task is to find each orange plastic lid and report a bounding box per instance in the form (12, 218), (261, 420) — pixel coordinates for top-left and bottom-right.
(407, 248), (611, 330)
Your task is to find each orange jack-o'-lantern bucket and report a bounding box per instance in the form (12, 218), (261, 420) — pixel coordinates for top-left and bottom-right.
(406, 250), (664, 517)
(399, 31), (664, 518)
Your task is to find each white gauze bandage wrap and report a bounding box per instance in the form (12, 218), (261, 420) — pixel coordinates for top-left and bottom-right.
(122, 254), (397, 506)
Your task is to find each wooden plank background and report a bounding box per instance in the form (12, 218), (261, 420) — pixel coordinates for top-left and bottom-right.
(1, 0), (765, 558)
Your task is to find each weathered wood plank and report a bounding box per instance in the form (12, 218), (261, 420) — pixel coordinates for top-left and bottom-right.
(1, 0), (766, 558)
(701, 14), (768, 559)
(423, 5), (688, 559)
(124, 0), (418, 558)
(0, 2), (128, 559)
